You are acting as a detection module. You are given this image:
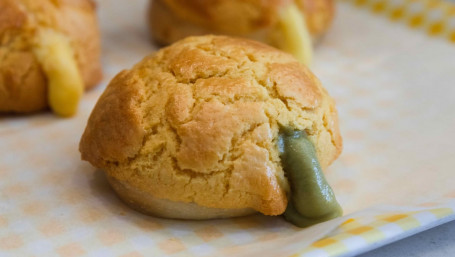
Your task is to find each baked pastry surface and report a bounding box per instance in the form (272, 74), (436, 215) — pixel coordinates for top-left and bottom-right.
(148, 0), (334, 45)
(80, 35), (342, 218)
(0, 0), (102, 113)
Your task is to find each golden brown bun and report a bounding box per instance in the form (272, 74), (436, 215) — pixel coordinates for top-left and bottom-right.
(148, 0), (334, 45)
(80, 35), (342, 218)
(0, 0), (102, 113)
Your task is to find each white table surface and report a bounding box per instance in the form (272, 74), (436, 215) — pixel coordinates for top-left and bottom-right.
(359, 220), (455, 257)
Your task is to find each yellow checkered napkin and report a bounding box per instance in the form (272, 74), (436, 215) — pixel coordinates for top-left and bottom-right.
(299, 202), (455, 256)
(1, 0), (455, 256)
(343, 0), (455, 43)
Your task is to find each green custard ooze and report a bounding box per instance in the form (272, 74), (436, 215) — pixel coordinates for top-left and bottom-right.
(278, 127), (342, 227)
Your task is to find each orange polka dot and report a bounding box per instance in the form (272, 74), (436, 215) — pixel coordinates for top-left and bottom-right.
(0, 216), (7, 227)
(7, 139), (28, 152)
(120, 252), (144, 257)
(342, 218), (356, 225)
(41, 172), (67, 185)
(390, 7), (405, 20)
(371, 1), (387, 13)
(363, 168), (386, 180)
(28, 117), (54, 127)
(426, 0), (441, 8)
(257, 232), (280, 242)
(62, 145), (78, 156)
(62, 191), (86, 205)
(43, 130), (65, 141)
(78, 209), (105, 223)
(312, 238), (337, 248)
(29, 157), (48, 167)
(368, 143), (389, 153)
(418, 201), (439, 207)
(348, 226), (374, 234)
(0, 165), (12, 176)
(3, 184), (29, 197)
(383, 214), (408, 222)
(428, 22), (445, 36)
(219, 245), (243, 255)
(39, 220), (66, 237)
(98, 229), (126, 246)
(334, 97), (347, 105)
(374, 120), (392, 129)
(444, 191), (455, 198)
(134, 219), (164, 231)
(22, 202), (46, 216)
(334, 179), (357, 192)
(409, 14), (425, 28)
(341, 153), (362, 165)
(449, 31), (455, 43)
(158, 238), (186, 254)
(56, 243), (86, 257)
(377, 99), (395, 108)
(195, 226), (223, 242)
(350, 108), (369, 118)
(0, 234), (23, 250)
(355, 88), (370, 96)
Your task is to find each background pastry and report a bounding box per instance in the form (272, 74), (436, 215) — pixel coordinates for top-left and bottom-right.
(79, 35), (342, 225)
(148, 0), (335, 64)
(0, 0), (102, 116)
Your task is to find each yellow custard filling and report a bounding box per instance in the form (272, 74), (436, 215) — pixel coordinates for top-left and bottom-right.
(272, 3), (313, 66)
(33, 29), (83, 117)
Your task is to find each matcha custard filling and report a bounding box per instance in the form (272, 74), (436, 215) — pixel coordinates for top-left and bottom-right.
(278, 127), (342, 227)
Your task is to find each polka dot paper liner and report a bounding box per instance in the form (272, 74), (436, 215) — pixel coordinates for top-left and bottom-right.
(342, 0), (455, 43)
(1, 0), (455, 256)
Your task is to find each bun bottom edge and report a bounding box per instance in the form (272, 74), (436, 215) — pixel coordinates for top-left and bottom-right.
(107, 175), (257, 220)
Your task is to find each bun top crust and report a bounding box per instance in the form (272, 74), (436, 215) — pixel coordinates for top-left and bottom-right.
(0, 0), (101, 112)
(80, 35), (342, 215)
(0, 0), (100, 86)
(159, 0), (334, 37)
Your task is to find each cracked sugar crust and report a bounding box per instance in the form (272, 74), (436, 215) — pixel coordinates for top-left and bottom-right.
(149, 0), (334, 45)
(80, 35), (342, 215)
(0, 0), (101, 113)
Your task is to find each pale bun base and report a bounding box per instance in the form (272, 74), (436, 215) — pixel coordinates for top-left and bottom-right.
(107, 175), (256, 220)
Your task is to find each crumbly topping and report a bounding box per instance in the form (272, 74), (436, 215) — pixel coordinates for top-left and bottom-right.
(80, 35), (342, 215)
(0, 0), (101, 113)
